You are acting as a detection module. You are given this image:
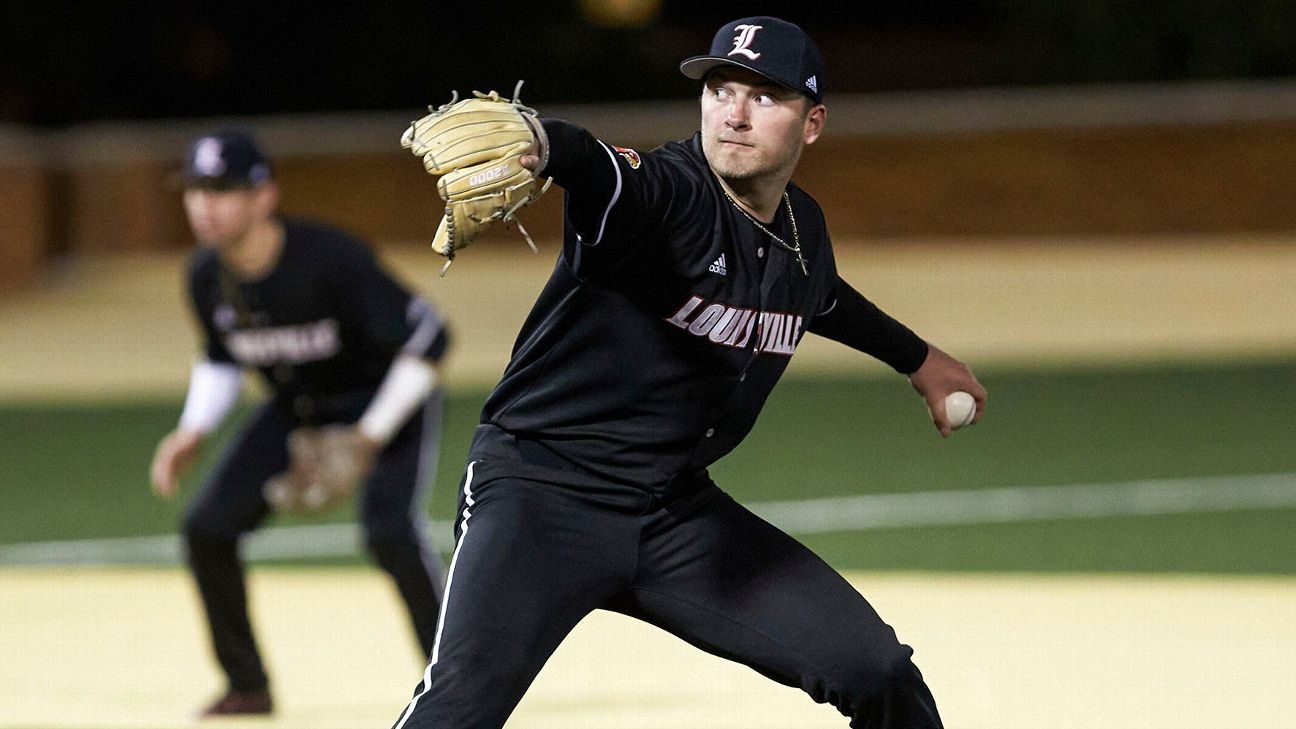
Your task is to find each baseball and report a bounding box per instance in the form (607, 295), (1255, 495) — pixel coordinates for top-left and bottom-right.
(944, 391), (976, 429)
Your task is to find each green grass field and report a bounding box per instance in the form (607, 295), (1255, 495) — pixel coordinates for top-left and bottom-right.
(3, 358), (1294, 574)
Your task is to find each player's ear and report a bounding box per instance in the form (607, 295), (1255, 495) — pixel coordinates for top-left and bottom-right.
(802, 103), (826, 146)
(253, 180), (280, 215)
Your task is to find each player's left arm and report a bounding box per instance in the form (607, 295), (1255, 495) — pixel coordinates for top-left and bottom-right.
(808, 276), (986, 436)
(523, 119), (703, 273)
(269, 277), (445, 513)
(338, 242), (449, 453)
(351, 352), (442, 454)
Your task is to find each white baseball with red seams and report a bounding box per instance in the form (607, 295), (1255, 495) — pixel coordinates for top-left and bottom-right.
(945, 391), (976, 429)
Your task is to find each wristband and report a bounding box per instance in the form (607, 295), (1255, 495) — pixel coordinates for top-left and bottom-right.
(178, 360), (243, 434)
(357, 355), (439, 445)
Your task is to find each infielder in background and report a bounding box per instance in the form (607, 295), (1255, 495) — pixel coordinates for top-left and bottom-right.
(393, 16), (985, 729)
(148, 129), (451, 717)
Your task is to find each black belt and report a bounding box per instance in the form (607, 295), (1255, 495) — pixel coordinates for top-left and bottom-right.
(507, 431), (710, 508)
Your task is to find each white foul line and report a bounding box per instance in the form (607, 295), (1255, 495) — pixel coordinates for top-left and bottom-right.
(2, 472), (1293, 566)
(749, 472), (1296, 535)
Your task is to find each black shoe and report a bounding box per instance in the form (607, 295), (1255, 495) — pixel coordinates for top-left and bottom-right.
(200, 688), (273, 717)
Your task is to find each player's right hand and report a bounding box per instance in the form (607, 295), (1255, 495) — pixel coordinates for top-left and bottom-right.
(907, 344), (987, 438)
(149, 428), (204, 498)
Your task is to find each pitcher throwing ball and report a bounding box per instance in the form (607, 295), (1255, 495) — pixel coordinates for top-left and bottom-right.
(393, 16), (985, 729)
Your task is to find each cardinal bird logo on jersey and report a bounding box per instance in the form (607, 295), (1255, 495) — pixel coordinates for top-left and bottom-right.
(613, 146), (641, 169)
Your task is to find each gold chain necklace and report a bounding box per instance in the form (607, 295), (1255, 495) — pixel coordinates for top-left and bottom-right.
(722, 190), (808, 276)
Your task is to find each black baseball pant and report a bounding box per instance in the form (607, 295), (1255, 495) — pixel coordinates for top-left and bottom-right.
(392, 446), (942, 728)
(183, 393), (446, 692)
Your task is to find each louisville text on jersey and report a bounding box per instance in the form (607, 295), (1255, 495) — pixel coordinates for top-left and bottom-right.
(664, 295), (802, 356)
(223, 319), (341, 366)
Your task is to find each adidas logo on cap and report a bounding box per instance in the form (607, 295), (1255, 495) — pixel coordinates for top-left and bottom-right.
(805, 75), (818, 94)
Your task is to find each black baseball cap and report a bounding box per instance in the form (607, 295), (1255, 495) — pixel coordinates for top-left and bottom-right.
(181, 129), (273, 189)
(679, 16), (824, 104)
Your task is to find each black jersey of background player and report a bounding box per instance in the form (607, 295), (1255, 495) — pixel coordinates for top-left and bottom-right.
(481, 126), (842, 492)
(188, 217), (447, 421)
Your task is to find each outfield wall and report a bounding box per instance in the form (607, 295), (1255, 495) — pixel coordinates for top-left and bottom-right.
(0, 128), (49, 290)
(3, 80), (1296, 291)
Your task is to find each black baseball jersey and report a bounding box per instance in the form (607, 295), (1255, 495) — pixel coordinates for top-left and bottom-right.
(478, 122), (927, 493)
(187, 218), (448, 421)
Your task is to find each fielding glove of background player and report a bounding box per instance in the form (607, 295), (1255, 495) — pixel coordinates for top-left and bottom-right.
(263, 426), (374, 514)
(400, 81), (552, 273)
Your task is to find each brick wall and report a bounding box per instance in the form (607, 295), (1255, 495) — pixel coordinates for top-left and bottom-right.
(4, 84), (1295, 292)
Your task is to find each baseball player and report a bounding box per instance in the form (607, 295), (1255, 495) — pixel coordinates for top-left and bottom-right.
(393, 16), (985, 729)
(148, 129), (451, 716)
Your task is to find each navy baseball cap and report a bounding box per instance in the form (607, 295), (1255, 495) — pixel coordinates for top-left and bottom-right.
(679, 16), (824, 104)
(181, 129), (273, 189)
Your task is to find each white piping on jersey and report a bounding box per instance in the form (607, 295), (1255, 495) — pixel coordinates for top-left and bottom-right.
(579, 141), (624, 247)
(409, 391), (447, 600)
(394, 460), (477, 729)
(401, 296), (444, 356)
(818, 296), (838, 317)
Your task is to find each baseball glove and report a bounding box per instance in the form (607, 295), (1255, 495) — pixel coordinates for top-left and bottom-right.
(263, 426), (373, 514)
(401, 81), (552, 274)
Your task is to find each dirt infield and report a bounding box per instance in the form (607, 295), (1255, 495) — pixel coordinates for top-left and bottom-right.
(2, 566), (1292, 729)
(1, 235), (1294, 400)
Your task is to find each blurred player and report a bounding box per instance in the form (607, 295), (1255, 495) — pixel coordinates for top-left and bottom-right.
(149, 129), (450, 716)
(392, 16), (984, 729)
